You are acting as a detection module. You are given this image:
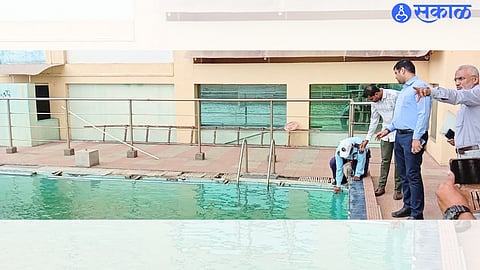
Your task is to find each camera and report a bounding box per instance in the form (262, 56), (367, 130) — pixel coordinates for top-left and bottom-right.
(450, 158), (480, 212)
(450, 158), (480, 184)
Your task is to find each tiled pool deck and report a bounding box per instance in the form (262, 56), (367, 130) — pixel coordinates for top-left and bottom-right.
(0, 141), (446, 219)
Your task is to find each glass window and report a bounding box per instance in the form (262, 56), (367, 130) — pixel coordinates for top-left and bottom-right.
(199, 84), (286, 127)
(310, 84), (401, 132)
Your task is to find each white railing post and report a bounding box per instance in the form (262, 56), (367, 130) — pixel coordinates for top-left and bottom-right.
(5, 98), (17, 154)
(63, 99), (74, 156)
(236, 139), (249, 187)
(348, 100), (354, 137)
(269, 100), (274, 142)
(266, 139), (276, 190)
(195, 98), (205, 160)
(127, 99), (138, 158)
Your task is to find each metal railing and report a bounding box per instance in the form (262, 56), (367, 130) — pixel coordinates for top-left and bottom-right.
(0, 97), (374, 155)
(266, 139), (276, 191)
(4, 99), (16, 153)
(235, 139), (249, 186)
(83, 124), (196, 144)
(65, 106), (160, 160)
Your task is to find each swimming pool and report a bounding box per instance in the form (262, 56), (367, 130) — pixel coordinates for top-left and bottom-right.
(0, 173), (349, 219)
(0, 220), (445, 270)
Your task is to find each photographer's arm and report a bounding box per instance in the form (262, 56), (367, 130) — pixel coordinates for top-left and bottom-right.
(436, 172), (476, 220)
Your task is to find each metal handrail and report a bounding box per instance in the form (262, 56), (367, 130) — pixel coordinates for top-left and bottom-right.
(1, 97), (353, 102)
(235, 139), (249, 187)
(6, 99), (14, 148)
(266, 139), (276, 191)
(1, 97), (372, 151)
(63, 106), (160, 160)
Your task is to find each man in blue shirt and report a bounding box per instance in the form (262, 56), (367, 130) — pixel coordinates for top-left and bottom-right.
(376, 59), (432, 220)
(329, 136), (371, 193)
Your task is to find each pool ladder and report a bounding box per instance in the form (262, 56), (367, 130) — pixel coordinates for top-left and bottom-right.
(236, 139), (249, 187)
(235, 138), (276, 191)
(266, 139), (276, 190)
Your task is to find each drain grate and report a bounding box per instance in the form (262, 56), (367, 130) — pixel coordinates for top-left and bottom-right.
(298, 176), (333, 183)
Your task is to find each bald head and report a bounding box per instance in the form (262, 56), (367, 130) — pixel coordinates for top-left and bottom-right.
(454, 65), (479, 90)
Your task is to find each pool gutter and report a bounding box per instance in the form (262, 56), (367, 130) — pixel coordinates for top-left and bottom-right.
(346, 175), (382, 220)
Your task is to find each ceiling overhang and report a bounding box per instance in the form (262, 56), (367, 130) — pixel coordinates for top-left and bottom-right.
(191, 50), (432, 63)
(0, 63), (63, 75)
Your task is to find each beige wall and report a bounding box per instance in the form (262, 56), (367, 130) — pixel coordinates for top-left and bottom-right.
(169, 51), (480, 164)
(173, 51), (197, 142)
(45, 51), (66, 65)
(182, 52), (430, 146)
(1, 57), (175, 140)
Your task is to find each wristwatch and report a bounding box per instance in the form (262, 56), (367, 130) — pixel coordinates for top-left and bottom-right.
(443, 205), (471, 220)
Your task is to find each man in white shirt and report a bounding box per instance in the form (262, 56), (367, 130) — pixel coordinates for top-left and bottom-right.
(360, 84), (402, 200)
(415, 65), (480, 158)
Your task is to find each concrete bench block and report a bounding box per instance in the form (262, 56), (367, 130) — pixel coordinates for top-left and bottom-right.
(127, 150), (138, 158)
(6, 146), (17, 154)
(195, 152), (205, 160)
(75, 149), (99, 167)
(64, 148), (75, 156)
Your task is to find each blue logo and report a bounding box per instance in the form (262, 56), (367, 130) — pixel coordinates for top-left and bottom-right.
(392, 3), (472, 23)
(392, 3), (412, 23)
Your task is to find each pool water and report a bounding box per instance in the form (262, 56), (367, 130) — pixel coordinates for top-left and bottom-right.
(0, 174), (349, 219)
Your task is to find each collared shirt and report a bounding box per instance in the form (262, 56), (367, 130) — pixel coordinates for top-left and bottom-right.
(365, 89), (398, 142)
(431, 85), (480, 148)
(387, 76), (432, 140)
(334, 136), (368, 184)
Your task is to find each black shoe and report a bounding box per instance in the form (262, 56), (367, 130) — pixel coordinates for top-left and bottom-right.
(392, 207), (411, 218)
(407, 215), (424, 220)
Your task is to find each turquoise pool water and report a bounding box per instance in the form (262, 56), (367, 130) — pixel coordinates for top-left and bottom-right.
(0, 174), (349, 219)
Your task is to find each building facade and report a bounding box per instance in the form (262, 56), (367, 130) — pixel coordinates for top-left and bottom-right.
(1, 50), (479, 165)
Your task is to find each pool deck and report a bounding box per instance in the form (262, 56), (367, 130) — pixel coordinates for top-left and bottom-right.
(0, 141), (446, 219)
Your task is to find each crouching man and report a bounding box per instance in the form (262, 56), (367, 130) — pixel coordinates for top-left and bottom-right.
(329, 136), (371, 193)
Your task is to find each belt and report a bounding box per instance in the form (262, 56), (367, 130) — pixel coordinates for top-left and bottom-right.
(397, 129), (414, 134)
(456, 145), (480, 155)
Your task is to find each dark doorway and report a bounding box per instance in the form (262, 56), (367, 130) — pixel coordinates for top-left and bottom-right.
(35, 85), (51, 120)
